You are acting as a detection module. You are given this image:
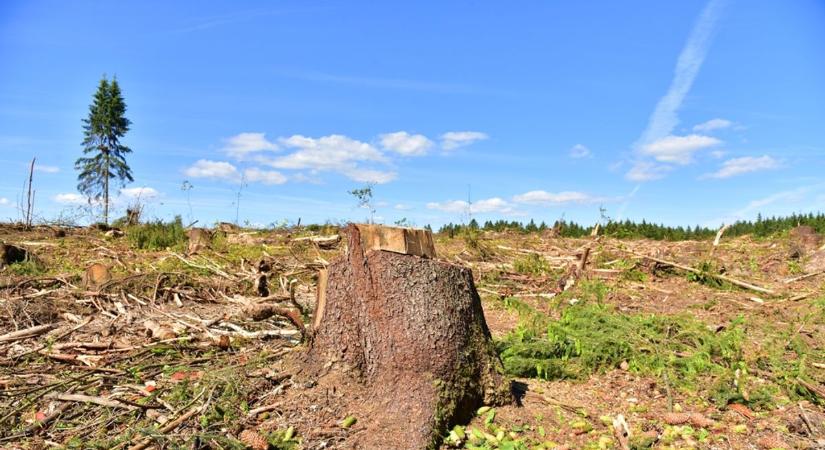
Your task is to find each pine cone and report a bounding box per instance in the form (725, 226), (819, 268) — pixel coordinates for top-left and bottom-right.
(663, 412), (690, 425)
(757, 434), (789, 450)
(728, 403), (756, 419)
(688, 413), (715, 428)
(239, 429), (268, 450)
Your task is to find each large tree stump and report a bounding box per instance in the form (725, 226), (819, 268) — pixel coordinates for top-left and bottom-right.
(299, 224), (511, 449)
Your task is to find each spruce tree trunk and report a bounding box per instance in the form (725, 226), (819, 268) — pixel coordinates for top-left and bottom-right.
(103, 150), (109, 225)
(297, 224), (512, 449)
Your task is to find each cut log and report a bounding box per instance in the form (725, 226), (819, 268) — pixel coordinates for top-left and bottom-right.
(83, 263), (111, 290)
(291, 234), (341, 249)
(295, 224), (511, 449)
(186, 228), (213, 255)
(355, 223), (436, 258)
(0, 242), (29, 267)
(789, 225), (821, 260)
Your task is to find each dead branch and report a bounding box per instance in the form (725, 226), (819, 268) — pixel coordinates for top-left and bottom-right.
(636, 253), (776, 296)
(797, 378), (825, 400)
(45, 392), (137, 410)
(12, 316), (93, 360)
(170, 253), (232, 279)
(0, 323), (57, 344)
(612, 415), (631, 450)
(713, 223), (731, 247)
(783, 270), (825, 284)
(126, 404), (204, 450)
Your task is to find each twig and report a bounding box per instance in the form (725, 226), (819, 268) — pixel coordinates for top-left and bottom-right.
(0, 323), (57, 344)
(170, 253), (232, 279)
(126, 404), (203, 450)
(12, 316), (93, 361)
(797, 378), (825, 400)
(45, 392), (137, 410)
(798, 403), (818, 436)
(247, 402), (284, 418)
(783, 270), (825, 284)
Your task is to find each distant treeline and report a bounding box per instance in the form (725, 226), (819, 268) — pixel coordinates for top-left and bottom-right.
(436, 212), (825, 241)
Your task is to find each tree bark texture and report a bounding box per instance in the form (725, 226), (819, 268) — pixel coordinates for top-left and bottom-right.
(302, 224), (512, 449)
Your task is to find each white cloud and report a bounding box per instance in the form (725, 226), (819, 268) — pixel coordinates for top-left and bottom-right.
(119, 187), (160, 200)
(379, 131), (433, 156)
(0, 198), (9, 205)
(625, 161), (672, 182)
(426, 197), (515, 215)
(54, 193), (87, 205)
(569, 144), (592, 159)
(223, 132), (278, 159)
(34, 164), (60, 173)
(184, 159), (240, 182)
(709, 185), (824, 226)
(703, 155), (779, 179)
(394, 203), (412, 211)
(440, 131), (488, 150)
(639, 134), (721, 164)
(273, 135), (387, 168)
(244, 167), (287, 185)
(265, 134), (395, 184)
(693, 118), (732, 133)
(512, 190), (602, 205)
(635, 0), (726, 147)
(341, 167), (396, 184)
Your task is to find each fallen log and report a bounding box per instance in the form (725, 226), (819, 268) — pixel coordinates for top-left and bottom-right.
(293, 224), (512, 449)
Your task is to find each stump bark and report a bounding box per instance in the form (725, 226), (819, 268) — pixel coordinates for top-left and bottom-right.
(301, 224), (512, 449)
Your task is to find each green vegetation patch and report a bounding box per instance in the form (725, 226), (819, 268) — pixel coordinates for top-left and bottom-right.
(497, 302), (744, 384)
(127, 216), (186, 250)
(513, 253), (552, 276)
(495, 279), (825, 411)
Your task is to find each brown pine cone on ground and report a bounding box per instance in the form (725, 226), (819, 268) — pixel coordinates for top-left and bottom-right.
(239, 429), (268, 450)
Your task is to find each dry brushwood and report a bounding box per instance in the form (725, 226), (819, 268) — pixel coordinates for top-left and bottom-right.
(636, 253), (776, 296)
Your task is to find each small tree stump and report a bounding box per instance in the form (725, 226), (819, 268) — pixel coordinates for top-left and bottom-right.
(295, 224), (511, 449)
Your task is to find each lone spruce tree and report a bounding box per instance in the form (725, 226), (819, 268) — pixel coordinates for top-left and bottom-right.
(75, 76), (133, 224)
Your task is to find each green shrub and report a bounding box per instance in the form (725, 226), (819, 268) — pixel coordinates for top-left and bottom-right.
(127, 216), (186, 250)
(686, 260), (732, 290)
(513, 253), (551, 276)
(6, 260), (46, 276)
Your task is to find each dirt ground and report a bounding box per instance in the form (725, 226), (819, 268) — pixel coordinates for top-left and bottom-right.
(1, 223), (823, 449)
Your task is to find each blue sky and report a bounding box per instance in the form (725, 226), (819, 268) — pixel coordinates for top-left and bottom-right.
(1, 0), (824, 228)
